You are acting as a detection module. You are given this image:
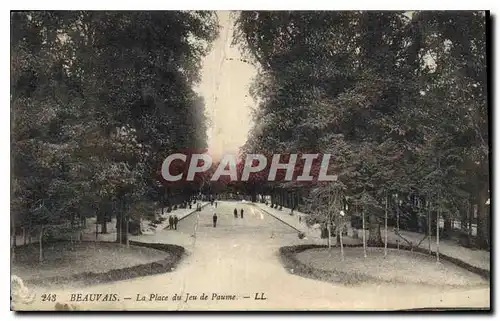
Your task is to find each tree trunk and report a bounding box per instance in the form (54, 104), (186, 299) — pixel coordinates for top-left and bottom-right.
(121, 217), (128, 244)
(28, 222), (32, 245)
(122, 217), (128, 244)
(71, 213), (75, 229)
(467, 200), (473, 246)
(436, 207), (440, 263)
(428, 201), (432, 254)
(396, 202), (400, 251)
(443, 212), (452, 239)
(327, 221), (331, 249)
(39, 225), (44, 263)
(98, 209), (107, 234)
(117, 199), (128, 245)
(362, 208), (367, 258)
(11, 219), (16, 249)
(339, 222), (344, 261)
(384, 194), (388, 258)
(101, 219), (108, 234)
(367, 211), (382, 246)
(476, 186), (489, 249)
(95, 217), (99, 241)
(116, 211), (122, 244)
(11, 227), (16, 262)
(126, 217), (129, 248)
(461, 201), (468, 233)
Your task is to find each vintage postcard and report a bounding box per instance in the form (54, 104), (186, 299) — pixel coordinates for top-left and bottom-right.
(10, 10), (490, 311)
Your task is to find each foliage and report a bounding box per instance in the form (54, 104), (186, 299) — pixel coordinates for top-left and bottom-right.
(11, 11), (218, 241)
(235, 11), (489, 248)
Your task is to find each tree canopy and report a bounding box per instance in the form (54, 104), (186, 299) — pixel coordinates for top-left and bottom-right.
(11, 11), (219, 243)
(235, 11), (489, 248)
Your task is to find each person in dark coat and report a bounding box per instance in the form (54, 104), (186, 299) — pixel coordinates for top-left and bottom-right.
(168, 215), (174, 229)
(173, 215), (179, 230)
(215, 201), (218, 208)
(234, 208), (238, 218)
(240, 209), (244, 218)
(213, 213), (218, 228)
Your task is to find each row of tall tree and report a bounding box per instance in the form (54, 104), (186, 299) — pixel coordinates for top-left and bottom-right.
(235, 11), (490, 249)
(11, 11), (218, 257)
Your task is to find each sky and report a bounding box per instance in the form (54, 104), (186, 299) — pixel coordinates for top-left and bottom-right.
(194, 11), (258, 161)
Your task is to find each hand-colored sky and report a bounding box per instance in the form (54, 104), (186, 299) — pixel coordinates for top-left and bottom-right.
(195, 11), (257, 161)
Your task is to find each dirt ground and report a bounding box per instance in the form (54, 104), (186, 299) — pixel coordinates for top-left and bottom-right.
(295, 247), (488, 287)
(11, 241), (169, 281)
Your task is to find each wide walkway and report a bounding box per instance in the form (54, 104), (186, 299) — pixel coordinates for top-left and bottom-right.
(20, 201), (489, 311)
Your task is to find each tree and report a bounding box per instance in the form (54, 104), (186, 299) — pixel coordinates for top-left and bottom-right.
(235, 11), (489, 250)
(11, 11), (218, 248)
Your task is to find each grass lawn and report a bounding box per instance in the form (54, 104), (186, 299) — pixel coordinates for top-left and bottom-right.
(293, 247), (488, 287)
(11, 241), (169, 283)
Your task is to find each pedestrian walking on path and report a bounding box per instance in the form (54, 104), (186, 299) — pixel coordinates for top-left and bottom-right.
(240, 209), (244, 219)
(169, 215), (174, 229)
(213, 213), (218, 228)
(215, 201), (218, 208)
(173, 215), (178, 230)
(234, 208), (238, 218)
